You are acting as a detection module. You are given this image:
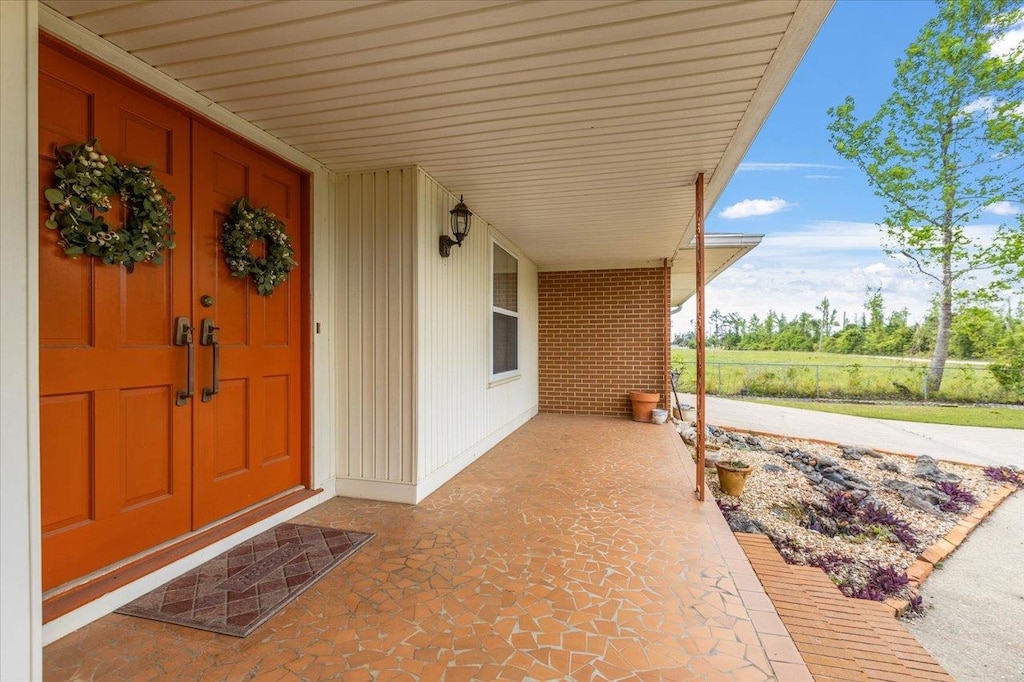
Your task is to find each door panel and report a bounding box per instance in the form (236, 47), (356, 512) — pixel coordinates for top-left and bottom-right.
(192, 123), (303, 528)
(39, 44), (193, 590)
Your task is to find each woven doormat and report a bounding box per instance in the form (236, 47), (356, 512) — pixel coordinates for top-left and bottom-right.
(116, 523), (374, 637)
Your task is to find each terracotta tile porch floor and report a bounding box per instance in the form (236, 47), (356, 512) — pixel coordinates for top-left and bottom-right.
(45, 414), (810, 681)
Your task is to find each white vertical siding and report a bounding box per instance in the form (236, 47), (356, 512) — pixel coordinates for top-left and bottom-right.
(336, 168), (416, 489)
(0, 2), (42, 677)
(415, 170), (538, 496)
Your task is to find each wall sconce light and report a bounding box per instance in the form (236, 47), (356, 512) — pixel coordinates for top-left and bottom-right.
(439, 195), (473, 257)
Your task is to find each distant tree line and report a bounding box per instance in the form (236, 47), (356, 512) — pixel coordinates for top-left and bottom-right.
(674, 290), (1024, 394)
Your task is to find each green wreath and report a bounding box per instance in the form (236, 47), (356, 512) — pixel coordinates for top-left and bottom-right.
(221, 197), (297, 296)
(44, 139), (175, 271)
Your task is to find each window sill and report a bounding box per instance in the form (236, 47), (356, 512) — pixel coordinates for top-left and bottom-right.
(488, 372), (521, 388)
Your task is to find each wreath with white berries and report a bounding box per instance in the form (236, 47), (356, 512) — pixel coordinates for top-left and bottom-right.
(44, 139), (175, 271)
(221, 197), (297, 296)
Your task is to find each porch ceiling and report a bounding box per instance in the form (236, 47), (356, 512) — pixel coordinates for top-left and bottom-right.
(42, 0), (830, 270)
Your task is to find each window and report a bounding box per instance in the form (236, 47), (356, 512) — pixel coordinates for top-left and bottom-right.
(491, 242), (519, 379)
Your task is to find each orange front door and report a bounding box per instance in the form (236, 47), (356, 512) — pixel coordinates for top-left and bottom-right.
(191, 123), (304, 528)
(39, 45), (194, 590)
(39, 39), (307, 592)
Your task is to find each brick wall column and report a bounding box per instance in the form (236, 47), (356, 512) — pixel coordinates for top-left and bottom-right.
(538, 268), (670, 417)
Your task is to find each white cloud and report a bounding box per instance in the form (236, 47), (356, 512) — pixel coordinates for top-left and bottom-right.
(863, 262), (889, 275)
(804, 174), (840, 180)
(761, 221), (883, 250)
(670, 218), (1010, 334)
(985, 200), (1022, 216)
(991, 21), (1024, 59)
(738, 162), (845, 172)
(720, 197), (793, 219)
(963, 96), (1024, 119)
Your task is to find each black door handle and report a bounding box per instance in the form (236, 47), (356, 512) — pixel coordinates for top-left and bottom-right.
(200, 318), (220, 403)
(174, 316), (194, 406)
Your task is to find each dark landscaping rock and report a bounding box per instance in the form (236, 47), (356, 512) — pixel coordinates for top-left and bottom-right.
(804, 471), (823, 484)
(840, 445), (883, 459)
(885, 479), (951, 517)
(816, 454), (840, 468)
(824, 471), (848, 486)
(727, 513), (764, 534)
(913, 455), (962, 484)
(763, 464), (786, 473)
(770, 445), (787, 455)
(878, 461), (901, 473)
(745, 435), (764, 448)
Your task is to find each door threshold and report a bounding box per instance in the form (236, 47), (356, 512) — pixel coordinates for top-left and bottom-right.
(42, 487), (321, 623)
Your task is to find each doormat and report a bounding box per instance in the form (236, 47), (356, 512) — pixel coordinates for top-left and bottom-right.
(116, 523), (375, 637)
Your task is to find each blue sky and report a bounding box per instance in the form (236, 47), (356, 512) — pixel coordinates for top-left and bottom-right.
(673, 0), (1023, 334)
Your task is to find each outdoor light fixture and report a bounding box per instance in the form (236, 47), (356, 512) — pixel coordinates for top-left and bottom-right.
(439, 195), (473, 257)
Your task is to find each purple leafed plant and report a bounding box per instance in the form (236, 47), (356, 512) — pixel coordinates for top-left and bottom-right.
(859, 501), (899, 526)
(907, 594), (925, 616)
(934, 481), (978, 513)
(983, 466), (1024, 487)
(891, 524), (920, 551)
(827, 491), (860, 519)
(858, 500), (919, 550)
(807, 551), (853, 575)
(849, 564), (910, 601)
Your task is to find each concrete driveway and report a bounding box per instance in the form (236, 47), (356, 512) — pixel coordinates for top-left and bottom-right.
(686, 394), (1023, 467)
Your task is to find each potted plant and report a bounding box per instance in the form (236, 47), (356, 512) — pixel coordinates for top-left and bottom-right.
(628, 390), (661, 422)
(715, 459), (753, 497)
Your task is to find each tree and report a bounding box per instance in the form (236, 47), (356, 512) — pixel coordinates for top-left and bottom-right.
(816, 297), (838, 351)
(828, 0), (1024, 391)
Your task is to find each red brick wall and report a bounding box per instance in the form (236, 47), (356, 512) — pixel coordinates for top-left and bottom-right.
(539, 267), (669, 417)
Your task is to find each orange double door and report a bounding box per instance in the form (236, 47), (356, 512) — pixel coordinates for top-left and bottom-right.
(39, 40), (308, 591)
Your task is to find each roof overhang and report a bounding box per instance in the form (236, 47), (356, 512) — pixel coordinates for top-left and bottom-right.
(671, 233), (763, 307)
(41, 0), (831, 272)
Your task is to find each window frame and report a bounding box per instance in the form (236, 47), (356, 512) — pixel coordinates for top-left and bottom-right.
(489, 238), (520, 384)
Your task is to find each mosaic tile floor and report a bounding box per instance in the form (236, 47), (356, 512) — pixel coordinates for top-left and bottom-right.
(116, 524), (375, 637)
(45, 414), (807, 680)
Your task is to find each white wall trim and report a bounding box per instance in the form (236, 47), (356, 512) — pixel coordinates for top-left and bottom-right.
(0, 1), (41, 678)
(415, 406), (537, 504)
(335, 478), (417, 505)
(41, 487), (334, 645)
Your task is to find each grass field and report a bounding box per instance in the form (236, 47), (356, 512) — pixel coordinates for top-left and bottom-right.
(750, 399), (1024, 429)
(670, 348), (1017, 405)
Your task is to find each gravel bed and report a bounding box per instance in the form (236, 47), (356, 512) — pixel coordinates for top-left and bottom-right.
(686, 426), (1006, 605)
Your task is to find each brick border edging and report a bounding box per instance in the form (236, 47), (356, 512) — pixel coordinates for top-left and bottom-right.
(712, 422), (1021, 618)
(891, 483), (1019, 616)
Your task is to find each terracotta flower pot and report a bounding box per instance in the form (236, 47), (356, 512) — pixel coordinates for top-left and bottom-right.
(715, 460), (753, 497)
(628, 391), (660, 422)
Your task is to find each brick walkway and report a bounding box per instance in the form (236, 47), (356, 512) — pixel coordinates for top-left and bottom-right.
(46, 415), (809, 680)
(735, 533), (954, 681)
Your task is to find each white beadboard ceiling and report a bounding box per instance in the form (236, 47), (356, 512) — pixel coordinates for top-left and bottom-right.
(42, 0), (830, 275)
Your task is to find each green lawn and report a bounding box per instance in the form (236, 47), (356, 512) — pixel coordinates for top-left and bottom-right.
(670, 348), (1014, 404)
(749, 399), (1024, 429)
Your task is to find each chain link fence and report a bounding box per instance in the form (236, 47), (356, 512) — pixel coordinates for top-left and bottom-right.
(671, 361), (1013, 404)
